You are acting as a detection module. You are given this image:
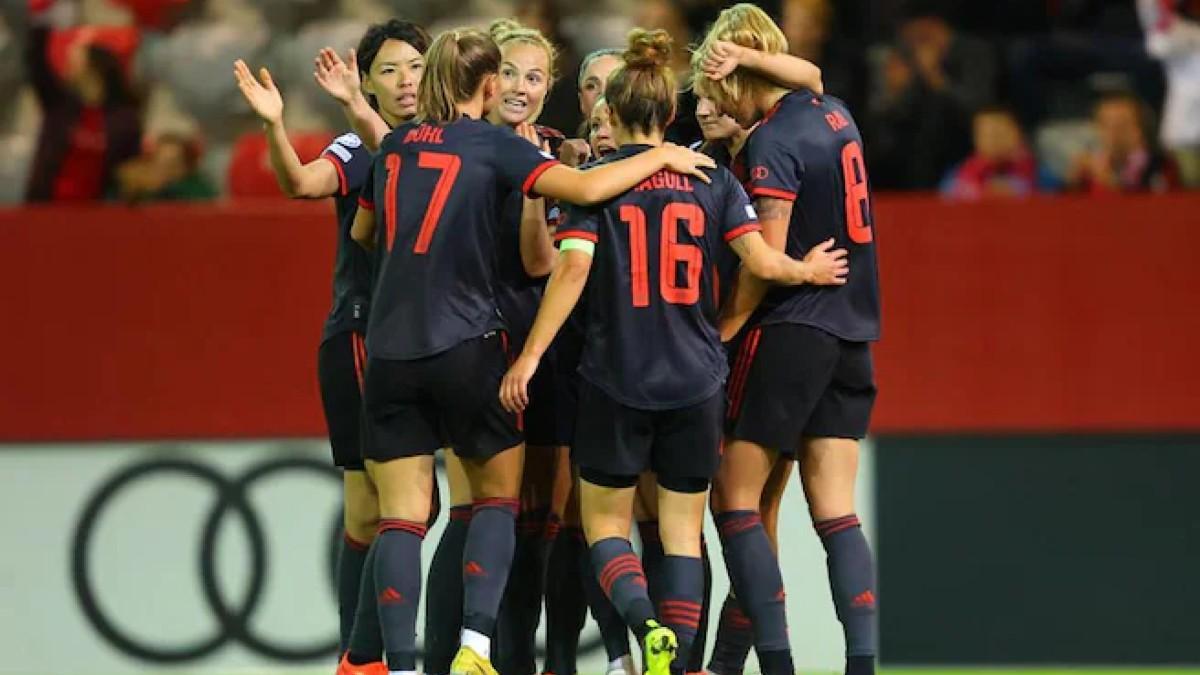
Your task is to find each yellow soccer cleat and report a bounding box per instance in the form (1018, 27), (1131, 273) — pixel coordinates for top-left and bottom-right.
(450, 645), (499, 675)
(641, 620), (678, 675)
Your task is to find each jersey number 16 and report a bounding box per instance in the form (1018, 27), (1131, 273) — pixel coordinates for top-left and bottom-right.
(619, 202), (705, 308)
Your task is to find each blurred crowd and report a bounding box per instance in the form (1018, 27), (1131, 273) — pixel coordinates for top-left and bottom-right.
(1, 0), (1198, 204)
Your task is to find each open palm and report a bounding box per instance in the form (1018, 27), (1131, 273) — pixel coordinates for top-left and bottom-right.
(314, 47), (361, 105)
(234, 59), (283, 124)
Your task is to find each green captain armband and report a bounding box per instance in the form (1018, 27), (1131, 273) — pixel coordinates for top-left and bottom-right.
(559, 238), (595, 256)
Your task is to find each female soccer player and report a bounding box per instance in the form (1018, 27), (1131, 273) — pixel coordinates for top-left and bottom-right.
(498, 28), (848, 675)
(232, 19), (430, 673)
(693, 5), (882, 675)
(349, 27), (716, 675)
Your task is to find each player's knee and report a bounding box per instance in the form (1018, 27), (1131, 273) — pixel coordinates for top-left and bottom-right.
(344, 500), (379, 544)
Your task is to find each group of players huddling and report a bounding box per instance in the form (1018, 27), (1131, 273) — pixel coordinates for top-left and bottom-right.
(233, 5), (879, 675)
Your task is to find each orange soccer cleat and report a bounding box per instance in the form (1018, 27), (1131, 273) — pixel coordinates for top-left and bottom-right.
(337, 652), (388, 675)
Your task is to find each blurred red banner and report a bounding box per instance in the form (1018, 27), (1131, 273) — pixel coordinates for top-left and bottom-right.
(1, 194), (1197, 441)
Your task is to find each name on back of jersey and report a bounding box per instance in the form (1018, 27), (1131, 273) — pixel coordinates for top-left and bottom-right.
(634, 170), (695, 193)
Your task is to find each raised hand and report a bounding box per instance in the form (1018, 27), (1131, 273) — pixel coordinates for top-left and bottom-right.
(701, 40), (746, 80)
(659, 143), (717, 183)
(802, 238), (850, 285)
(313, 47), (361, 105)
(234, 60), (283, 125)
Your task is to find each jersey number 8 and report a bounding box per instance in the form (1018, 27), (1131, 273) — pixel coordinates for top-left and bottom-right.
(619, 202), (705, 308)
(841, 141), (873, 244)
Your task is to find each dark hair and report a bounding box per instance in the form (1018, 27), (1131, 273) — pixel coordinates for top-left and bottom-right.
(605, 28), (676, 137)
(357, 19), (432, 78)
(418, 28), (501, 123)
(87, 45), (136, 108)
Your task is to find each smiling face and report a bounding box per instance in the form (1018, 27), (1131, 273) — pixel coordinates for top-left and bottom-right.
(587, 99), (617, 157)
(363, 38), (424, 123)
(696, 96), (741, 142)
(578, 53), (621, 118)
(494, 41), (551, 126)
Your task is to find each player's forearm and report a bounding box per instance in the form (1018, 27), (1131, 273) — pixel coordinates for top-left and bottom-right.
(519, 198), (555, 278)
(351, 211), (376, 250)
(522, 253), (589, 359)
(264, 120), (318, 198)
(740, 48), (824, 94)
(720, 265), (770, 340)
(342, 92), (390, 152)
(572, 148), (670, 204)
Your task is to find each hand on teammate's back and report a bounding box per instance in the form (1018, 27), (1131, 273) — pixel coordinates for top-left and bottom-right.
(659, 144), (717, 183)
(803, 238), (850, 285)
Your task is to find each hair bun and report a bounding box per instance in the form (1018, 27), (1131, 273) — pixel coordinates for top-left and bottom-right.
(624, 28), (672, 69)
(489, 18), (523, 41)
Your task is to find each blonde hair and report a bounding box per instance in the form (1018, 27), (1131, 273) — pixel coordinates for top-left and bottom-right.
(489, 18), (560, 82)
(691, 3), (789, 114)
(417, 28), (501, 123)
(605, 28), (677, 137)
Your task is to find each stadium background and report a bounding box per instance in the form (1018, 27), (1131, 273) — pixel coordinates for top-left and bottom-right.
(1, 0), (1199, 674)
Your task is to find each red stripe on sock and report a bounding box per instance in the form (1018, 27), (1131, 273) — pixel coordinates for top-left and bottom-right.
(599, 558), (644, 590)
(473, 497), (520, 515)
(449, 506), (473, 522)
(816, 514), (860, 538)
(343, 532), (370, 551)
(377, 518), (428, 538)
(599, 554), (645, 595)
(717, 512), (762, 538)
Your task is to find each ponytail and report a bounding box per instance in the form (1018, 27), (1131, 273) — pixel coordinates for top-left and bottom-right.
(417, 28), (501, 123)
(604, 28), (677, 137)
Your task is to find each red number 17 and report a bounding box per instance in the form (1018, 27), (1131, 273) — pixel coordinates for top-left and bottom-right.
(382, 151), (462, 253)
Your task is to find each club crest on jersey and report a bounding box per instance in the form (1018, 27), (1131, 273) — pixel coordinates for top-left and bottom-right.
(751, 166), (769, 181)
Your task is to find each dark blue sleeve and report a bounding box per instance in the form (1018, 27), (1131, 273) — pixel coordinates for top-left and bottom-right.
(718, 169), (762, 242)
(553, 203), (600, 245)
(322, 133), (372, 196)
(490, 125), (561, 198)
(744, 126), (803, 202)
(357, 158), (377, 212)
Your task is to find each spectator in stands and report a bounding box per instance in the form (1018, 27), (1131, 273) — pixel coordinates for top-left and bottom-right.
(1067, 92), (1180, 194)
(115, 132), (216, 202)
(1139, 0), (1200, 188)
(779, 0), (866, 114)
(940, 106), (1059, 200)
(25, 13), (142, 202)
(866, 1), (996, 190)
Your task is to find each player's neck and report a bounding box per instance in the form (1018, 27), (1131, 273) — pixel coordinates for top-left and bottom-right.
(756, 87), (789, 121)
(456, 96), (486, 121)
(381, 109), (404, 128)
(616, 130), (664, 147)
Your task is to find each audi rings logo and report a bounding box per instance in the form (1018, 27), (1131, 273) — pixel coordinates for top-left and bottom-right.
(70, 453), (342, 663)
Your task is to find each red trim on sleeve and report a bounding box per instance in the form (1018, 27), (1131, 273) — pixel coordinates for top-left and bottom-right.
(320, 154), (349, 197)
(522, 160), (560, 197)
(724, 222), (762, 242)
(750, 186), (797, 202)
(357, 196), (374, 211)
(553, 229), (599, 243)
